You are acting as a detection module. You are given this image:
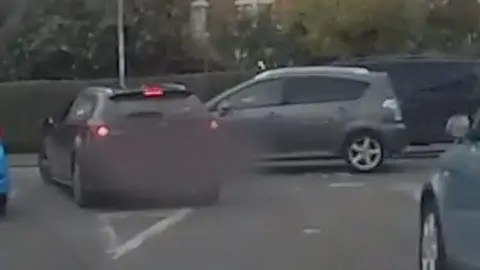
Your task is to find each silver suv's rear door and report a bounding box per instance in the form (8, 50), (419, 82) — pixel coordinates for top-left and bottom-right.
(281, 75), (369, 153)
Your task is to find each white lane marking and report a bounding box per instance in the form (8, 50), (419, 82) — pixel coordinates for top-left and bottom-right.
(334, 172), (352, 177)
(328, 182), (364, 188)
(108, 208), (193, 260)
(98, 209), (168, 251)
(303, 227), (321, 234)
(98, 215), (121, 251)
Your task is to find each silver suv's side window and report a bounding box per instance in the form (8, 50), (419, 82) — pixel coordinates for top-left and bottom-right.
(226, 79), (284, 109)
(284, 76), (369, 104)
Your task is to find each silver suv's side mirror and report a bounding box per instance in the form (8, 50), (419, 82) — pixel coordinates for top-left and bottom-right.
(446, 114), (470, 139)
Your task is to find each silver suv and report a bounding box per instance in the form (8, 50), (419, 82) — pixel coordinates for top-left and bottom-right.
(206, 66), (408, 172)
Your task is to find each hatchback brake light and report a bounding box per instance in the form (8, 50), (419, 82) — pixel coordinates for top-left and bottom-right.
(89, 125), (110, 137)
(210, 119), (219, 130)
(143, 85), (164, 97)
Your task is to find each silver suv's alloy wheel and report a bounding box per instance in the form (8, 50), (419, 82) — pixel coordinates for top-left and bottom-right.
(347, 136), (383, 171)
(421, 213), (439, 270)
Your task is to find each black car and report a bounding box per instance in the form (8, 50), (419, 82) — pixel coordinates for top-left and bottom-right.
(330, 54), (480, 145)
(38, 84), (224, 207)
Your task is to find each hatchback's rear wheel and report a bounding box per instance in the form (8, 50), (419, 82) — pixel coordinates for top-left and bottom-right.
(38, 148), (52, 184)
(344, 133), (384, 172)
(72, 161), (91, 208)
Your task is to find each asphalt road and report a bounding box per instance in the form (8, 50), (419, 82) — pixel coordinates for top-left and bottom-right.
(0, 158), (436, 270)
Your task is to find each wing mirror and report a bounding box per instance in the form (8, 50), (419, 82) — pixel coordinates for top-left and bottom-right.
(446, 114), (470, 139)
(217, 101), (231, 116)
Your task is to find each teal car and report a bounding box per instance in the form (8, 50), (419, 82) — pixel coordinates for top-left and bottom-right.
(0, 138), (10, 217)
(419, 114), (480, 270)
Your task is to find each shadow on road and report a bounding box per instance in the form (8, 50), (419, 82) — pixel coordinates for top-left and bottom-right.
(256, 158), (436, 175)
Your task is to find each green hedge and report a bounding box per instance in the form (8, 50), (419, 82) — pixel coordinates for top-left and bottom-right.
(0, 70), (255, 153)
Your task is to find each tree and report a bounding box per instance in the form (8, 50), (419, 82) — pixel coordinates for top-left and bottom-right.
(290, 0), (428, 57)
(422, 0), (480, 54)
(0, 0), (196, 81)
(211, 7), (286, 69)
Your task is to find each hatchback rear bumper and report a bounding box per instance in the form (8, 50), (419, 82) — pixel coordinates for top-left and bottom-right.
(76, 147), (222, 199)
(380, 122), (409, 155)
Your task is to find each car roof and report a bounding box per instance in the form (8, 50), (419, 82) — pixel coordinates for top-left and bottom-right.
(83, 83), (188, 97)
(331, 54), (480, 65)
(253, 66), (380, 81)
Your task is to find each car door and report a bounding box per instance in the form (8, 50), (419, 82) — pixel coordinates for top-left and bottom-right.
(281, 76), (368, 153)
(211, 78), (288, 156)
(54, 94), (96, 180)
(441, 140), (480, 269)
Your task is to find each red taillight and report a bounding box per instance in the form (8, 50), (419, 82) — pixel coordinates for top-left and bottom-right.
(210, 119), (219, 130)
(90, 125), (109, 137)
(143, 85), (164, 97)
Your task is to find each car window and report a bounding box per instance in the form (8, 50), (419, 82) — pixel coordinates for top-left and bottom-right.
(66, 95), (95, 121)
(226, 79), (284, 109)
(417, 72), (479, 98)
(367, 62), (478, 99)
(284, 76), (369, 104)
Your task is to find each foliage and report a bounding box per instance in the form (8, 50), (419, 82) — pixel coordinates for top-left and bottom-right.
(290, 0), (480, 58)
(211, 7), (287, 69)
(0, 0), (196, 81)
(1, 0), (480, 80)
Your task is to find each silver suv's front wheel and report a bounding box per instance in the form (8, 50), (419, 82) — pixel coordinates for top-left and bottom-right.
(344, 133), (384, 172)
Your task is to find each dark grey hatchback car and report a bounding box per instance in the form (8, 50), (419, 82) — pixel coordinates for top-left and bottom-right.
(38, 84), (224, 207)
(206, 66), (408, 172)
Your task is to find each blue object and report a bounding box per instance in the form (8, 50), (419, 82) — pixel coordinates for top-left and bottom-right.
(0, 142), (10, 207)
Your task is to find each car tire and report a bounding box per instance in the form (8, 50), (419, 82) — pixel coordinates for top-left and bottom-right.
(419, 199), (449, 270)
(0, 194), (7, 217)
(38, 147), (53, 184)
(72, 160), (92, 208)
(343, 132), (384, 172)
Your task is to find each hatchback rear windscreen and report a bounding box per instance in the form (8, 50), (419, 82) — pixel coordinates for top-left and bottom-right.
(107, 91), (205, 117)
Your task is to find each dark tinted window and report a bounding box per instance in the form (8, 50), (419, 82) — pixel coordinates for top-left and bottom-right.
(226, 79), (283, 109)
(417, 73), (480, 98)
(108, 94), (205, 117)
(284, 76), (369, 104)
(344, 61), (480, 99)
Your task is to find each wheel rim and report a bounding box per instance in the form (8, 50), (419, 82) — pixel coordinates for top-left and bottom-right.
(421, 213), (438, 270)
(347, 136), (382, 171)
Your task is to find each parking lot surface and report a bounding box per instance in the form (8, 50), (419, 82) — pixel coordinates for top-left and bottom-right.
(0, 158), (435, 270)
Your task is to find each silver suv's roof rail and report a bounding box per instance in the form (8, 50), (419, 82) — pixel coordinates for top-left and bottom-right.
(254, 66), (370, 79)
